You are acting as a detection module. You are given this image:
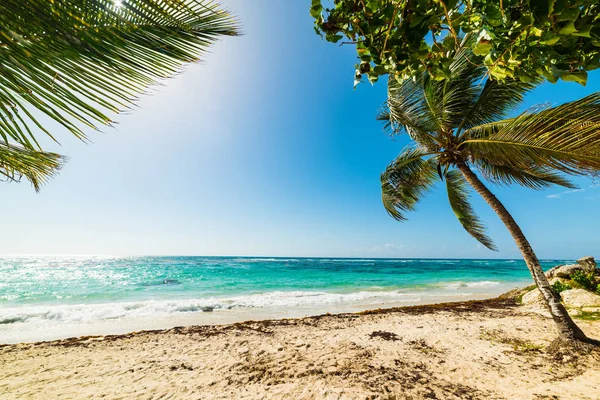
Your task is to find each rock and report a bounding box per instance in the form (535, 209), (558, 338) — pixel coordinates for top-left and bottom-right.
(520, 289), (550, 317)
(521, 289), (544, 305)
(549, 277), (569, 285)
(577, 256), (597, 274)
(561, 289), (600, 308)
(568, 309), (583, 316)
(545, 256), (597, 279)
(545, 265), (562, 279)
(553, 264), (584, 279)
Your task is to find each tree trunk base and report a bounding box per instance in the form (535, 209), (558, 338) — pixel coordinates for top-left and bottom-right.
(546, 336), (600, 363)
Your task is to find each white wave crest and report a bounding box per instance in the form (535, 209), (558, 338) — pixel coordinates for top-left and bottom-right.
(441, 281), (501, 289)
(0, 290), (421, 326)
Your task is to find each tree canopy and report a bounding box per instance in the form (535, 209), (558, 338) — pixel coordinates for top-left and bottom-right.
(0, 0), (238, 190)
(379, 42), (600, 249)
(311, 0), (600, 86)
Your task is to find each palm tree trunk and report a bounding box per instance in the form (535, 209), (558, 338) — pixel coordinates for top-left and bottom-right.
(456, 162), (587, 342)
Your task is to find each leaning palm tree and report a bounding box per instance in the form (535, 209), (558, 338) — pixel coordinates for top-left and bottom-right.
(0, 0), (238, 190)
(380, 45), (600, 343)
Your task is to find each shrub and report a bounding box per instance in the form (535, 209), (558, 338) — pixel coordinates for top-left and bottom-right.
(551, 280), (572, 296)
(570, 271), (597, 292)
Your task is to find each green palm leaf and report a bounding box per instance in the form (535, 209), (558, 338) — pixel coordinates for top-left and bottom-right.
(456, 78), (538, 134)
(383, 42), (490, 149)
(420, 47), (485, 132)
(381, 147), (437, 221)
(0, 0), (239, 147)
(0, 141), (65, 192)
(445, 170), (496, 251)
(383, 78), (439, 149)
(475, 160), (576, 190)
(461, 93), (600, 174)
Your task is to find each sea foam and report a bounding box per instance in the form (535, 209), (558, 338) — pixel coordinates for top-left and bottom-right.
(0, 290), (424, 326)
(441, 281), (501, 289)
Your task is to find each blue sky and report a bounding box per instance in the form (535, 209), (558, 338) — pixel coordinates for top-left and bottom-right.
(1, 1), (599, 258)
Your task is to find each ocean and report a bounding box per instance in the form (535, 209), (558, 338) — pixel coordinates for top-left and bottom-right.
(0, 256), (566, 343)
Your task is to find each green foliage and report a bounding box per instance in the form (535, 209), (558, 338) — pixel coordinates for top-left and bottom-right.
(378, 44), (600, 250)
(381, 147), (438, 221)
(0, 0), (238, 190)
(573, 311), (600, 321)
(0, 143), (65, 192)
(551, 280), (572, 296)
(462, 93), (600, 175)
(445, 170), (496, 250)
(570, 271), (598, 292)
(311, 0), (600, 86)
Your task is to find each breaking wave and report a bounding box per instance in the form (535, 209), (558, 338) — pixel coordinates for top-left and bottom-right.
(0, 290), (425, 325)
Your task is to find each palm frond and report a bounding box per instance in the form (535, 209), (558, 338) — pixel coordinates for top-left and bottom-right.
(422, 46), (486, 132)
(0, 0), (239, 147)
(384, 78), (439, 149)
(456, 78), (538, 134)
(0, 142), (65, 192)
(461, 93), (600, 174)
(445, 170), (497, 251)
(381, 147), (438, 221)
(475, 160), (576, 190)
(384, 40), (488, 148)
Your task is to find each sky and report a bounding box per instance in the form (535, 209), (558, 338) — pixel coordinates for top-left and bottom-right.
(1, 1), (599, 259)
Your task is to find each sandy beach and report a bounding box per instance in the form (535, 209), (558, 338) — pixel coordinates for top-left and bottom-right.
(1, 296), (599, 400)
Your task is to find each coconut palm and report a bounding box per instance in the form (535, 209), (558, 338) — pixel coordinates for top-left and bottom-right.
(379, 45), (600, 343)
(0, 0), (238, 190)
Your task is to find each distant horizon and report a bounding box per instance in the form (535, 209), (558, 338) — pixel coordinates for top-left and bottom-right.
(0, 253), (583, 261)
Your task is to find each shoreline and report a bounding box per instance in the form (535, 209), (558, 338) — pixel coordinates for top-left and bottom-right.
(0, 288), (524, 344)
(1, 296), (516, 348)
(2, 293), (599, 399)
(0, 256), (550, 344)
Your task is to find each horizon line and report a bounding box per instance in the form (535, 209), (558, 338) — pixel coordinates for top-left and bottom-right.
(0, 254), (581, 261)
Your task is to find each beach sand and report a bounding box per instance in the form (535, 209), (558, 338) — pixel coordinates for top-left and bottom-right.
(1, 297), (599, 399)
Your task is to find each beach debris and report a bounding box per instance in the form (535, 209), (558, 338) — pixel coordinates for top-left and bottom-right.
(369, 331), (400, 341)
(169, 363), (194, 371)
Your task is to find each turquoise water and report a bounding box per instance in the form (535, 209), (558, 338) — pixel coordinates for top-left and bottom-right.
(0, 256), (568, 342)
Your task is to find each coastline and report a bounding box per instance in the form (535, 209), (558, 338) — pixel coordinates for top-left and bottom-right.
(1, 255), (542, 344)
(1, 288), (523, 344)
(2, 295), (599, 399)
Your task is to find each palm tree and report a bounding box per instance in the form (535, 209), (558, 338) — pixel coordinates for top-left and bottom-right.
(0, 0), (238, 190)
(379, 45), (600, 343)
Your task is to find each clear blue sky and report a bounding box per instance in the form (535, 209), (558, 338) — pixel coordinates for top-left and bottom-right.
(1, 1), (599, 259)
